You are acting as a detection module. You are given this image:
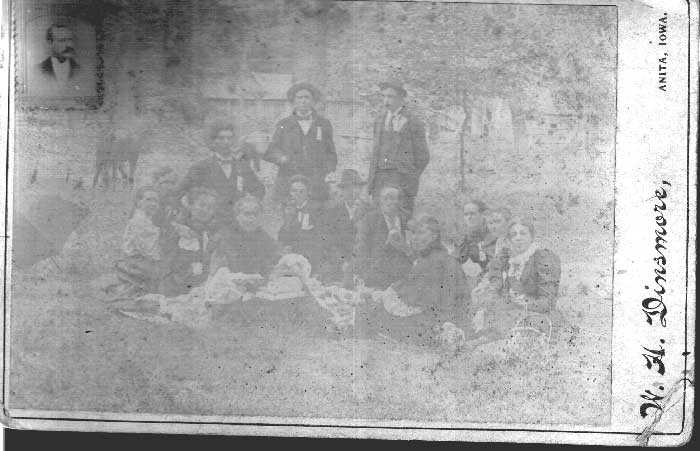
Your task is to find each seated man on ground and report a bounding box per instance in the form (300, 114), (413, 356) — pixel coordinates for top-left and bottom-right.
(456, 199), (489, 270)
(464, 206), (513, 282)
(319, 169), (371, 283)
(158, 187), (218, 296)
(210, 195), (280, 278)
(351, 185), (412, 289)
(278, 174), (324, 271)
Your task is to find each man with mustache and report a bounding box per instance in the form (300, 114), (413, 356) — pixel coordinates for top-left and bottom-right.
(40, 24), (80, 84)
(367, 81), (430, 215)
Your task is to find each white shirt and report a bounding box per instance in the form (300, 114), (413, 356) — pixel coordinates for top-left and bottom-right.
(218, 161), (233, 179)
(383, 214), (402, 235)
(297, 114), (313, 135)
(294, 201), (313, 230)
(51, 56), (71, 85)
(215, 153), (238, 183)
(384, 106), (407, 132)
(345, 201), (357, 221)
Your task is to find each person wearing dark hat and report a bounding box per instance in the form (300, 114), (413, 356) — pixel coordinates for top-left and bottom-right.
(318, 169), (371, 282)
(367, 81), (430, 215)
(278, 174), (325, 270)
(264, 82), (337, 203)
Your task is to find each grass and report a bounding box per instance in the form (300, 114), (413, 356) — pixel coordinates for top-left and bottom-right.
(8, 174), (612, 426)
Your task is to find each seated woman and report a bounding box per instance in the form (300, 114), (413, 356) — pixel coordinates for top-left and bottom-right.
(358, 215), (469, 345)
(277, 174), (324, 271)
(112, 186), (163, 297)
(150, 166), (182, 226)
(210, 195), (280, 277)
(471, 217), (562, 340)
(158, 187), (218, 297)
(351, 185), (412, 289)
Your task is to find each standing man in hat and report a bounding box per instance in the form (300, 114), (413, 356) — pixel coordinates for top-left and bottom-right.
(367, 81), (430, 215)
(265, 82), (337, 203)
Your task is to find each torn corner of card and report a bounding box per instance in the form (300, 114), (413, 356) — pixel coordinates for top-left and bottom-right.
(0, 0), (696, 445)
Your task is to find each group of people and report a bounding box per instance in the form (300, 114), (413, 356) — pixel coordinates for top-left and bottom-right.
(110, 80), (563, 346)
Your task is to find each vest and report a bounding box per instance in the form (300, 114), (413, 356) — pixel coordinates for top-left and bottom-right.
(378, 126), (400, 170)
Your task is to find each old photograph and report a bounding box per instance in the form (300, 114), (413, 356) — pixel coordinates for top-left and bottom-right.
(16, 0), (102, 108)
(1, 0), (696, 445)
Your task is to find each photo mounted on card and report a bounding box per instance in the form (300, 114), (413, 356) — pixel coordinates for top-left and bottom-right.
(14, 0), (105, 110)
(0, 0), (696, 446)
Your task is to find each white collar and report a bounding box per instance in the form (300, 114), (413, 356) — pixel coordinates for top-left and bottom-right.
(383, 213), (400, 228)
(51, 56), (70, 66)
(214, 152), (235, 163)
(387, 106), (404, 117)
(295, 111), (313, 121)
(508, 242), (540, 276)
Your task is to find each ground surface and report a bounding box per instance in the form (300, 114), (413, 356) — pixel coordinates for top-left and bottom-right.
(8, 177), (612, 425)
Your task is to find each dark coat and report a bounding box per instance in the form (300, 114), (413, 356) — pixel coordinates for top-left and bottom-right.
(487, 247), (562, 314)
(175, 150), (264, 228)
(317, 201), (368, 282)
(40, 56), (79, 78)
(367, 108), (429, 197)
(393, 242), (470, 328)
(457, 230), (496, 272)
(158, 218), (217, 297)
(278, 201), (325, 270)
(353, 208), (412, 288)
(211, 224), (280, 277)
(264, 111), (337, 200)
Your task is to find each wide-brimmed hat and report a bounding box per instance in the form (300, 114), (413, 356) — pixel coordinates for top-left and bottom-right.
(378, 80), (407, 97)
(288, 173), (313, 189)
(287, 82), (322, 103)
(337, 169), (366, 187)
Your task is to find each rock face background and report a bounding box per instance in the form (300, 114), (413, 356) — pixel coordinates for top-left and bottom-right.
(9, 0), (615, 425)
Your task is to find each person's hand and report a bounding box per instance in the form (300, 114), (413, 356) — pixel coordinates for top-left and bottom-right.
(472, 309), (485, 332)
(512, 294), (528, 307)
(386, 229), (403, 248)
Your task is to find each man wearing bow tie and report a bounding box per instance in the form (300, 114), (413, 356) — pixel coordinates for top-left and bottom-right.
(176, 123), (264, 231)
(264, 82), (337, 203)
(278, 174), (324, 270)
(352, 185), (412, 289)
(367, 81), (430, 215)
(40, 24), (80, 84)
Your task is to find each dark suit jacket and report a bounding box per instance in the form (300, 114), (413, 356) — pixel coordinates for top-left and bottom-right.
(278, 201), (325, 269)
(264, 111), (337, 199)
(487, 248), (561, 314)
(40, 57), (79, 78)
(211, 224), (280, 277)
(394, 241), (470, 328)
(158, 218), (216, 297)
(367, 108), (430, 196)
(317, 201), (368, 281)
(353, 208), (412, 288)
(175, 151), (264, 228)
